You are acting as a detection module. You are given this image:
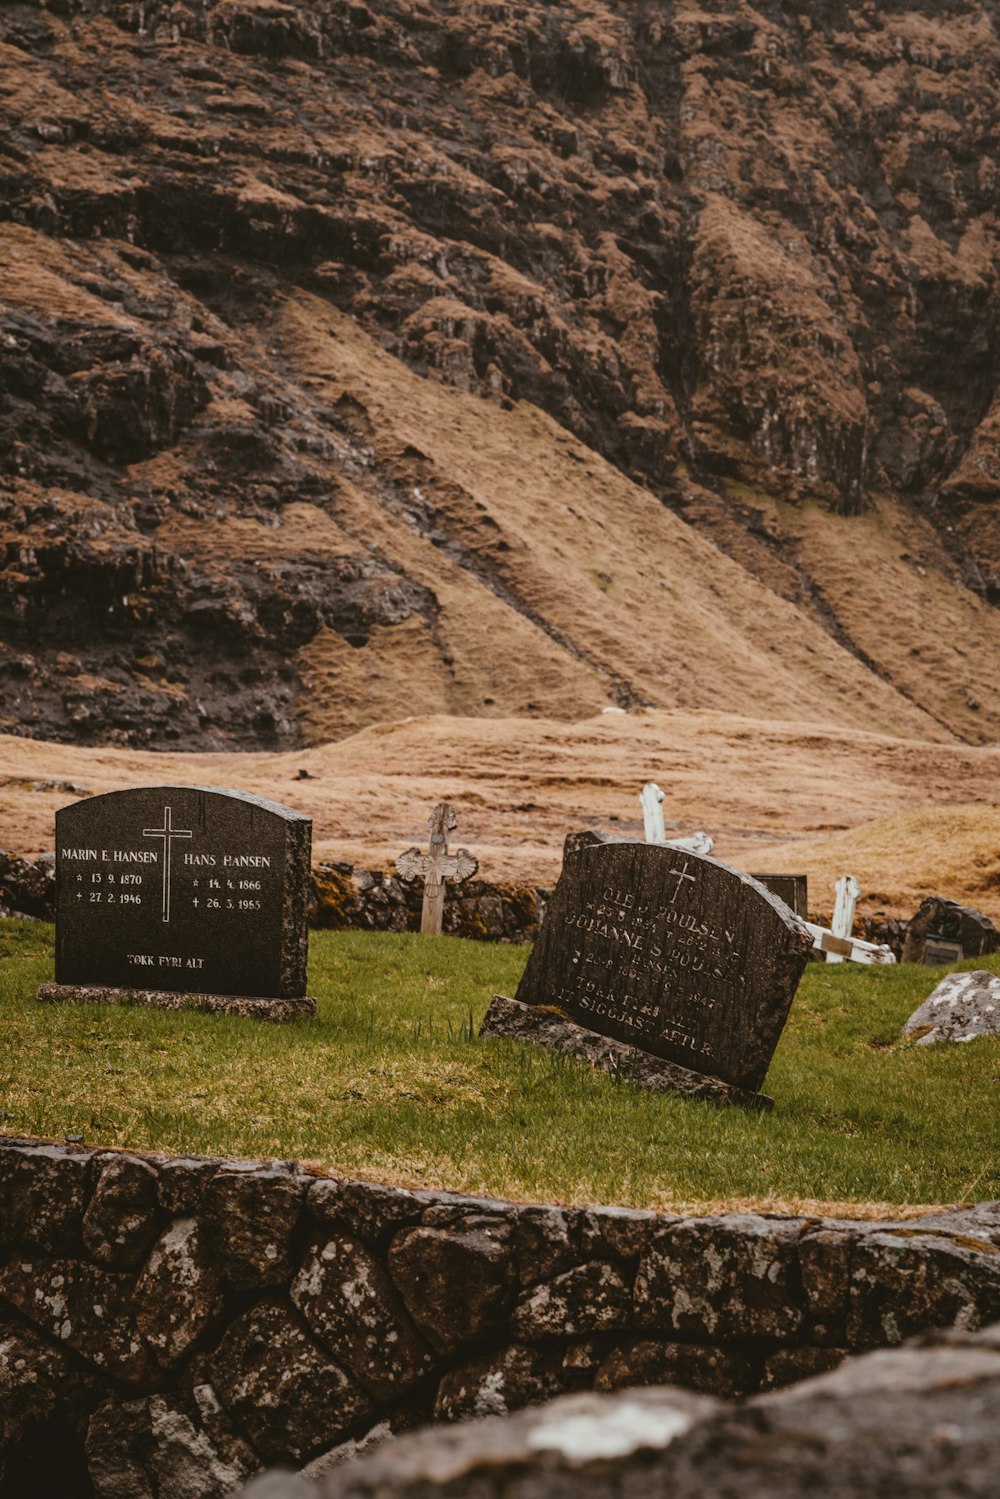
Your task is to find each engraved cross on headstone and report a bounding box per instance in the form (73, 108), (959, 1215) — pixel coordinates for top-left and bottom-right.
(665, 857), (697, 905)
(396, 802), (479, 936)
(142, 805), (193, 923)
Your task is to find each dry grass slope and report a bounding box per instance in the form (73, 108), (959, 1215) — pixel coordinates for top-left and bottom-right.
(3, 707), (999, 922)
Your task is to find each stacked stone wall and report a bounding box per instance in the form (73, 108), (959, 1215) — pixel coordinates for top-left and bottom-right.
(0, 855), (547, 943)
(1, 1138), (999, 1496)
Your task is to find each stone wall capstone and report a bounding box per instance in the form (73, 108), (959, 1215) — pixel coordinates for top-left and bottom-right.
(1, 1137), (999, 1496)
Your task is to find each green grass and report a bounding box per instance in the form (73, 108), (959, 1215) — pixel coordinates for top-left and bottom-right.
(1, 921), (997, 1214)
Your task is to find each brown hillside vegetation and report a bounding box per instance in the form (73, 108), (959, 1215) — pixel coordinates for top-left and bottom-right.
(3, 710), (999, 923)
(1, 0), (999, 754)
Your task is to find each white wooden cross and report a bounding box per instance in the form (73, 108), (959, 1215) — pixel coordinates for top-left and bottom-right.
(825, 874), (861, 964)
(640, 783), (713, 856)
(396, 802), (479, 936)
(801, 873), (894, 965)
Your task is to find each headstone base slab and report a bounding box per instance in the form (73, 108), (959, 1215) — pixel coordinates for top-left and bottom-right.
(36, 983), (316, 1022)
(479, 996), (773, 1112)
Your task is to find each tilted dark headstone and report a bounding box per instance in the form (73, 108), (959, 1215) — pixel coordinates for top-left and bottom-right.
(901, 895), (999, 967)
(748, 874), (808, 921)
(37, 786), (314, 1019)
(482, 833), (810, 1109)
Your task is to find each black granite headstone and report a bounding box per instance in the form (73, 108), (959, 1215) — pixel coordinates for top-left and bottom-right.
(484, 835), (810, 1107)
(39, 786), (314, 1018)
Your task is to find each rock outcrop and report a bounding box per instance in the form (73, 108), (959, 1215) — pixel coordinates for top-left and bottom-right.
(1, 0), (999, 747)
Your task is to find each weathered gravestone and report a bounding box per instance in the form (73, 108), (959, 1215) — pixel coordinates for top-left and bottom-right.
(36, 786), (315, 1019)
(901, 896), (999, 967)
(481, 832), (811, 1110)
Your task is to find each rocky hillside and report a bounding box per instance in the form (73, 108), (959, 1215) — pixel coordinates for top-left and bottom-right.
(1, 0), (998, 749)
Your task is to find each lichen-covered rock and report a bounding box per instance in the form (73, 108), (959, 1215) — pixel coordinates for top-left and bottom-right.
(758, 1345), (848, 1391)
(511, 1202), (656, 1285)
(512, 1260), (632, 1338)
(594, 1338), (760, 1399)
(512, 1199), (659, 1283)
(0, 1142), (90, 1253)
(308, 1177), (425, 1249)
(262, 1386), (719, 1499)
(586, 1206), (664, 1265)
(291, 1233), (434, 1400)
(0, 849), (56, 920)
(311, 864), (546, 943)
(902, 969), (1000, 1044)
(389, 1220), (516, 1354)
(85, 1386), (259, 1499)
(847, 1225), (1000, 1348)
(202, 1163), (307, 1290)
(236, 1326), (1000, 1499)
(634, 1216), (807, 1340)
(134, 1217), (225, 1368)
(797, 1226), (855, 1344)
(3, 1138), (1000, 1499)
(210, 1301), (372, 1464)
(83, 1154), (161, 1270)
(0, 1325), (97, 1489)
(0, 1257), (153, 1384)
(156, 1156), (225, 1217)
(511, 1205), (605, 1285)
(299, 1415), (425, 1484)
(3, 0), (1000, 755)
(434, 1342), (601, 1422)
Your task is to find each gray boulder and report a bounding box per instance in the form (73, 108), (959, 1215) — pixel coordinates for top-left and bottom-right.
(236, 1322), (1000, 1499)
(902, 969), (1000, 1044)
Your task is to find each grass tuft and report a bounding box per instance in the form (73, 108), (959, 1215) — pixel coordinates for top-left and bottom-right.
(1, 922), (997, 1214)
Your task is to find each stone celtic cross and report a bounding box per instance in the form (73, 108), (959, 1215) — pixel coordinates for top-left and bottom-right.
(396, 802), (479, 936)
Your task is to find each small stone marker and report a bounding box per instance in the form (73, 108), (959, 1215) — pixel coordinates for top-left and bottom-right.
(901, 969), (1000, 1045)
(901, 896), (999, 966)
(37, 786), (314, 1019)
(639, 782), (713, 855)
(481, 833), (812, 1109)
(396, 802), (478, 936)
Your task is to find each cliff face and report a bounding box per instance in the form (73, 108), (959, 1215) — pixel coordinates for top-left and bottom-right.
(1, 0), (998, 748)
